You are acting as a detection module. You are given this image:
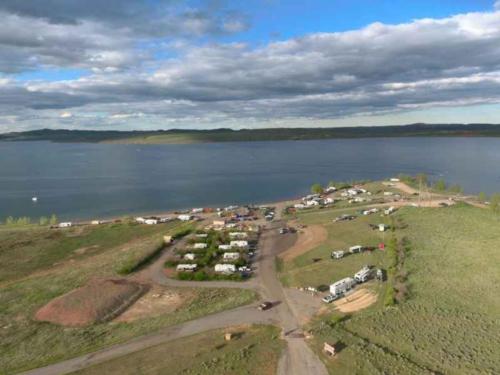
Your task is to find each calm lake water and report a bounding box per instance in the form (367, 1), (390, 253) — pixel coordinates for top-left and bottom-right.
(1, 138), (500, 221)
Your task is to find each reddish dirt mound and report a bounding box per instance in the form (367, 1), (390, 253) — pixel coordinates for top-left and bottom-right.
(35, 278), (148, 326)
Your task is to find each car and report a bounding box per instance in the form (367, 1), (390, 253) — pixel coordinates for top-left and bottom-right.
(279, 227), (288, 234)
(258, 301), (273, 310)
(322, 294), (341, 304)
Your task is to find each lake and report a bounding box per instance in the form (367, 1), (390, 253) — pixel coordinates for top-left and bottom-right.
(1, 137), (500, 221)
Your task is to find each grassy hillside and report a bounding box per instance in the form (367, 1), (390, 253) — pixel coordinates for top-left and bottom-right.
(0, 222), (256, 374)
(303, 204), (500, 374)
(2, 123), (500, 144)
(71, 325), (284, 375)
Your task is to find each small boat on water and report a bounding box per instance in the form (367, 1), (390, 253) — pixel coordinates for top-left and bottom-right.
(32, 197), (38, 202)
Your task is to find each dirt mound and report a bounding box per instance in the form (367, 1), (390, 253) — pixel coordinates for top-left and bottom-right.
(334, 288), (377, 313)
(35, 278), (148, 326)
(279, 224), (327, 262)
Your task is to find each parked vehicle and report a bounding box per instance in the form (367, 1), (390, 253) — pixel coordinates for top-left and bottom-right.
(329, 277), (356, 295)
(354, 265), (372, 283)
(331, 250), (345, 259)
(258, 301), (273, 311)
(322, 294), (342, 304)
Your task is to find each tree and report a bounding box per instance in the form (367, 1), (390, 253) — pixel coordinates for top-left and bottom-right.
(5, 216), (15, 226)
(478, 192), (487, 203)
(49, 214), (58, 225)
(311, 183), (324, 195)
(433, 179), (447, 192)
(17, 217), (30, 226)
(39, 216), (49, 226)
(490, 193), (500, 216)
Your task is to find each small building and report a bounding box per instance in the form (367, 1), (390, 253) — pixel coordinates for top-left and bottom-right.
(219, 244), (232, 250)
(91, 220), (101, 225)
(214, 264), (236, 274)
(176, 264), (197, 272)
(390, 178), (400, 182)
(144, 218), (158, 225)
(223, 252), (240, 261)
(294, 203), (306, 209)
(325, 186), (337, 193)
(230, 240), (248, 248)
(195, 233), (208, 238)
(305, 200), (320, 207)
(384, 191), (394, 196)
(184, 253), (196, 260)
(178, 214), (193, 221)
(58, 222), (72, 228)
(193, 243), (207, 249)
(379, 224), (389, 232)
(330, 277), (356, 295)
(324, 197), (335, 204)
(191, 208), (204, 213)
(158, 216), (172, 223)
(135, 217), (145, 223)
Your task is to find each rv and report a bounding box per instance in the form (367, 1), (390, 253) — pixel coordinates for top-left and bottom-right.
(214, 264), (236, 274)
(331, 250), (345, 259)
(354, 266), (372, 283)
(349, 245), (363, 254)
(176, 264), (197, 272)
(329, 277), (356, 295)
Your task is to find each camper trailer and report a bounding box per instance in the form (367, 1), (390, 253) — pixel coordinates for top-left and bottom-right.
(329, 277), (356, 295)
(354, 266), (372, 283)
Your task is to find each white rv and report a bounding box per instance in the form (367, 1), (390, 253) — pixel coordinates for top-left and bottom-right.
(214, 264), (236, 274)
(354, 266), (372, 283)
(176, 264), (197, 272)
(331, 250), (345, 259)
(349, 245), (363, 254)
(329, 277), (356, 295)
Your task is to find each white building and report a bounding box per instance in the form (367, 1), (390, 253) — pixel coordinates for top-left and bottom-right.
(219, 244), (232, 250)
(58, 222), (72, 228)
(390, 178), (400, 182)
(191, 208), (204, 213)
(135, 217), (145, 223)
(305, 200), (320, 207)
(145, 218), (158, 225)
(91, 220), (101, 225)
(214, 264), (236, 274)
(196, 233), (208, 238)
(176, 264), (197, 272)
(325, 186), (337, 193)
(193, 243), (207, 249)
(184, 253), (196, 260)
(178, 214), (193, 221)
(223, 252), (240, 260)
(294, 203), (306, 209)
(379, 224), (389, 232)
(230, 240), (248, 248)
(330, 277), (356, 295)
(324, 197), (335, 204)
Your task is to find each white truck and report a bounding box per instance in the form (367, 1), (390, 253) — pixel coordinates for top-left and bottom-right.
(329, 277), (356, 296)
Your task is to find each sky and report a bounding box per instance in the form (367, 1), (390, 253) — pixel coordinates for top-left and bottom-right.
(1, 0), (500, 132)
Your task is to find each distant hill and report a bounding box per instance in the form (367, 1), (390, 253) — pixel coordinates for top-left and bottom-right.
(2, 124), (500, 144)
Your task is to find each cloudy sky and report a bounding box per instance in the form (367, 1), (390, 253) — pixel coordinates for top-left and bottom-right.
(1, 0), (500, 132)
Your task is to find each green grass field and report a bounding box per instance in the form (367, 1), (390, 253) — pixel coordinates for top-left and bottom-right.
(303, 203), (500, 374)
(0, 222), (256, 374)
(71, 325), (284, 375)
(0, 221), (173, 284)
(281, 208), (391, 288)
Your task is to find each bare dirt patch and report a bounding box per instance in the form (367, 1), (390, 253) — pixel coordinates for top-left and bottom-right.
(35, 278), (148, 326)
(334, 288), (377, 313)
(115, 286), (192, 322)
(279, 224), (328, 262)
